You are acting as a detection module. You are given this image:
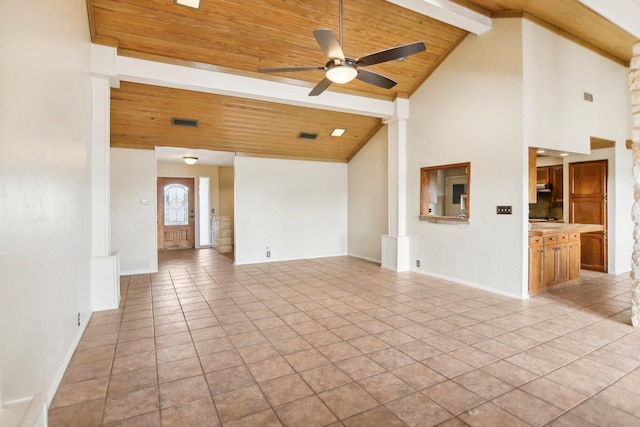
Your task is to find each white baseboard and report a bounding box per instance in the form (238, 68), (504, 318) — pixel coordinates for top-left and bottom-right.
(1, 390), (47, 427)
(46, 313), (91, 409)
(411, 268), (527, 300)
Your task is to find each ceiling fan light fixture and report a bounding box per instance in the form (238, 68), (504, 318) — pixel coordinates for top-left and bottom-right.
(326, 64), (358, 84)
(183, 156), (198, 165)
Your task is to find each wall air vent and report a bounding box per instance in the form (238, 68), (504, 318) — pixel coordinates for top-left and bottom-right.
(583, 92), (594, 102)
(172, 117), (199, 127)
(298, 132), (318, 140)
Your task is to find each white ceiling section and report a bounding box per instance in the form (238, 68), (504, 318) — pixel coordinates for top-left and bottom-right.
(385, 0), (492, 34)
(578, 0), (640, 38)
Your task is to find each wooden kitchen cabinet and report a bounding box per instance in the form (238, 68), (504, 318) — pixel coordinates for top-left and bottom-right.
(568, 232), (581, 280)
(528, 148), (537, 203)
(536, 165), (563, 202)
(555, 233), (570, 284)
(528, 235), (544, 294)
(551, 165), (563, 203)
(529, 231), (578, 294)
(528, 223), (604, 295)
(537, 167), (550, 185)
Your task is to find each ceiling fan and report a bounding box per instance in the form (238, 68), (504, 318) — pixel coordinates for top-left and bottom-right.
(258, 0), (427, 96)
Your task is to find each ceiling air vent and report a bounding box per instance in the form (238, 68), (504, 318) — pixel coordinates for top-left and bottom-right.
(172, 117), (199, 127)
(298, 131), (318, 140)
(583, 92), (594, 102)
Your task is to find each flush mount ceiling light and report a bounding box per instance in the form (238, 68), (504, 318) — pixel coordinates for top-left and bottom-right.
(175, 0), (201, 9)
(183, 156), (198, 165)
(331, 128), (346, 137)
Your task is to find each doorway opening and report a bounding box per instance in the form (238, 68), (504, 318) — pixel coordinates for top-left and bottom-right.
(568, 159), (608, 272)
(199, 176), (211, 247)
(157, 177), (195, 250)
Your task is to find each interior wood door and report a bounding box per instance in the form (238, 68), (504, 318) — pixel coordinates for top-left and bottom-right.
(157, 177), (195, 250)
(568, 160), (607, 272)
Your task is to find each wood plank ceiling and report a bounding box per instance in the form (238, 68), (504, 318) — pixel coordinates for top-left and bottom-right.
(86, 0), (638, 162)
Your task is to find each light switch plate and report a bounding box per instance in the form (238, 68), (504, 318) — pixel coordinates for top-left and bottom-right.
(496, 206), (512, 214)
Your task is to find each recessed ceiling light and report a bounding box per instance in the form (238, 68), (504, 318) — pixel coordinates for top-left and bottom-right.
(175, 0), (200, 9)
(560, 153), (569, 157)
(537, 149), (546, 154)
(331, 128), (346, 137)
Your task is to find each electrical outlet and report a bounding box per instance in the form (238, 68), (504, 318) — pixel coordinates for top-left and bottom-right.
(267, 250), (271, 258)
(416, 260), (420, 267)
(77, 312), (81, 327)
(496, 206), (512, 215)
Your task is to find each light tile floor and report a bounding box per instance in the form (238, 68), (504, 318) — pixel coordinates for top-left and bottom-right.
(48, 249), (640, 426)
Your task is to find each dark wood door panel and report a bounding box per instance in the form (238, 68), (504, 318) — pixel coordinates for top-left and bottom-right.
(569, 159), (607, 272)
(569, 161), (606, 196)
(569, 199), (605, 224)
(580, 232), (606, 272)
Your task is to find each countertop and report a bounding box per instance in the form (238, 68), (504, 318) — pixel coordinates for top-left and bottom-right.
(528, 222), (604, 235)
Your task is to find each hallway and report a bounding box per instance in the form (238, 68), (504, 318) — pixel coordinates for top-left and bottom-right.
(48, 249), (640, 426)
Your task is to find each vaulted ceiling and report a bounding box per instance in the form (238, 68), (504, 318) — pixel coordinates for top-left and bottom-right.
(86, 0), (638, 162)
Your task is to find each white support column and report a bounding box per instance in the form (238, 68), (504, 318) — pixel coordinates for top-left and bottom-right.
(382, 98), (411, 271)
(91, 45), (120, 311)
(630, 41), (640, 327)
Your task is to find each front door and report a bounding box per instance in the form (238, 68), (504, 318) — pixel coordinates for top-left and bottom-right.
(568, 160), (608, 272)
(157, 177), (195, 250)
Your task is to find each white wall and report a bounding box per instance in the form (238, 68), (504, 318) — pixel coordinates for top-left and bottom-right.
(0, 0), (92, 411)
(522, 19), (632, 275)
(348, 126), (389, 262)
(523, 20), (630, 156)
(111, 148), (158, 274)
(407, 19), (527, 298)
(234, 156), (348, 264)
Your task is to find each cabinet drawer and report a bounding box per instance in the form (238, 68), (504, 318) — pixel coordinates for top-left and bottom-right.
(529, 236), (544, 246)
(569, 232), (580, 241)
(557, 233), (569, 243)
(543, 234), (557, 244)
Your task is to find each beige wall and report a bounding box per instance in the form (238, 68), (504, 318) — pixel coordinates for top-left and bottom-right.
(218, 167), (235, 218)
(347, 126), (388, 262)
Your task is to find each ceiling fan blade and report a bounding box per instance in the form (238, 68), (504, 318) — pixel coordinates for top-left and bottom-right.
(309, 77), (332, 96)
(258, 66), (324, 73)
(313, 29), (345, 60)
(356, 41), (426, 67)
(356, 69), (397, 89)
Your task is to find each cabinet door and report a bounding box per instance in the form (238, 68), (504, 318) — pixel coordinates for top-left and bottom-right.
(551, 165), (563, 203)
(529, 245), (544, 294)
(568, 241), (581, 280)
(542, 244), (556, 287)
(556, 242), (569, 283)
(537, 167), (551, 185)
